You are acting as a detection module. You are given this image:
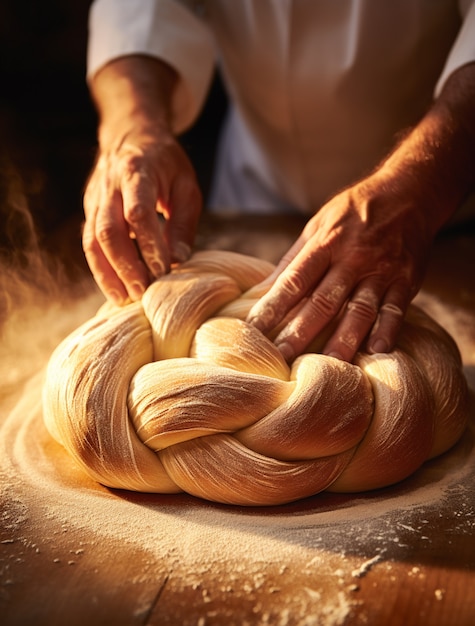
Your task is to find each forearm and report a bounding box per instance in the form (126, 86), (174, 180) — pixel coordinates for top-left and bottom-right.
(375, 62), (475, 236)
(83, 53), (202, 303)
(89, 55), (178, 147)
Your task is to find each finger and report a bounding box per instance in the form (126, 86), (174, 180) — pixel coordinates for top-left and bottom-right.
(121, 168), (170, 279)
(322, 282), (383, 362)
(243, 217), (320, 298)
(82, 187), (130, 304)
(166, 175), (202, 264)
(82, 216), (129, 304)
(366, 281), (411, 354)
(272, 267), (355, 362)
(246, 243), (331, 333)
(95, 186), (150, 301)
(266, 234), (309, 279)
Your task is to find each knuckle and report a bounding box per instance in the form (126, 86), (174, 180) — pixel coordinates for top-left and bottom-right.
(309, 284), (346, 317)
(278, 316), (308, 344)
(337, 330), (359, 352)
(347, 296), (378, 321)
(375, 260), (394, 277)
(114, 256), (135, 278)
(120, 153), (147, 182)
(253, 302), (280, 329)
(124, 201), (148, 226)
(278, 268), (310, 298)
(95, 222), (118, 247)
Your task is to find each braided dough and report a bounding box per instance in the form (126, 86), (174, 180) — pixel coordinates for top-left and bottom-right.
(43, 251), (469, 506)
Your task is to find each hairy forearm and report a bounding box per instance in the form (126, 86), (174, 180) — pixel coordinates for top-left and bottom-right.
(89, 55), (178, 147)
(375, 62), (475, 236)
(83, 54), (202, 303)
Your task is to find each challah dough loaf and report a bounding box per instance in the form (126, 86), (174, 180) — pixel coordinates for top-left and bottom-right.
(42, 250), (469, 505)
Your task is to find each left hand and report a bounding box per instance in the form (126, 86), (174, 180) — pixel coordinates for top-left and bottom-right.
(247, 62), (475, 362)
(246, 174), (433, 362)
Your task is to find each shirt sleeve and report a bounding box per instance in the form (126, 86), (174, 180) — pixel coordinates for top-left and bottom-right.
(87, 0), (216, 133)
(435, 0), (475, 96)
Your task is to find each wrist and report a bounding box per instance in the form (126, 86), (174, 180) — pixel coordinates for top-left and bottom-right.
(375, 64), (475, 236)
(91, 55), (177, 147)
(374, 116), (474, 237)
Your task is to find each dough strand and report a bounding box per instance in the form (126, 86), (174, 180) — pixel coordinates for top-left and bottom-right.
(43, 251), (469, 505)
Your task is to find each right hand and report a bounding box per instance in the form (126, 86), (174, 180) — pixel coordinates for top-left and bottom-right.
(83, 54), (202, 306)
(83, 124), (202, 305)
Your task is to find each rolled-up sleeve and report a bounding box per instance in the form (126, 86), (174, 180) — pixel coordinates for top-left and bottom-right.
(435, 0), (475, 96)
(87, 0), (216, 133)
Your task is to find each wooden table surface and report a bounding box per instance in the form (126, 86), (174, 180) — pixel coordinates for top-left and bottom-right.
(1, 214), (474, 626)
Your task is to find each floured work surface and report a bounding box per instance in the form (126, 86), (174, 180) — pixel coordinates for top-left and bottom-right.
(1, 215), (474, 626)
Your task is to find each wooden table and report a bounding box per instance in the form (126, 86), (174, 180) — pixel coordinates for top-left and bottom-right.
(1, 215), (474, 626)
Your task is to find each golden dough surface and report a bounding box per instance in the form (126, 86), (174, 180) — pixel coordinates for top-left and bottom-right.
(42, 251), (469, 505)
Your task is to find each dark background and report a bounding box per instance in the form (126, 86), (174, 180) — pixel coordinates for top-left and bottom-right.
(0, 0), (227, 255)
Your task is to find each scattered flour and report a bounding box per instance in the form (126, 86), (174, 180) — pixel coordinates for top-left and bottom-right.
(1, 282), (474, 626)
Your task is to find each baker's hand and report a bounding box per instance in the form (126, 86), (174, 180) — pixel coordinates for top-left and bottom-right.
(247, 61), (475, 362)
(246, 176), (433, 362)
(83, 125), (202, 305)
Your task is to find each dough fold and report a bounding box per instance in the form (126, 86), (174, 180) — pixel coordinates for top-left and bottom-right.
(43, 251), (469, 505)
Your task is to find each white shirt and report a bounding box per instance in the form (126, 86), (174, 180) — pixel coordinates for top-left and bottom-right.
(88, 0), (475, 214)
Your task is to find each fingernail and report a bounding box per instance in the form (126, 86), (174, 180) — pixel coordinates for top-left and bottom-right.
(326, 351), (343, 360)
(276, 341), (295, 363)
(108, 290), (126, 306)
(130, 282), (146, 301)
(247, 316), (263, 331)
(368, 338), (388, 354)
